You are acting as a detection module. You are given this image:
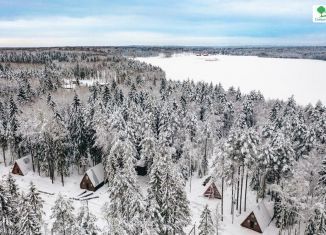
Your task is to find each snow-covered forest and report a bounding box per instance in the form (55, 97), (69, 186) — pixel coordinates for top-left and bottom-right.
(0, 47), (326, 235)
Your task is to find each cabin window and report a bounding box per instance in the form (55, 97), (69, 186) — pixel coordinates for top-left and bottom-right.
(85, 175), (89, 180)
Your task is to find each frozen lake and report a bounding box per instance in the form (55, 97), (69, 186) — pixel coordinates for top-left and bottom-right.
(136, 54), (326, 105)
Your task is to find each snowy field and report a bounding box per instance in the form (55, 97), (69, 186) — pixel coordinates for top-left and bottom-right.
(136, 54), (326, 105)
(0, 160), (279, 235)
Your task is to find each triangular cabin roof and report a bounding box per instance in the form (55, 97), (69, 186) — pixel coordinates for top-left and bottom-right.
(241, 201), (273, 233)
(13, 155), (33, 175)
(85, 163), (104, 188)
(203, 180), (222, 199)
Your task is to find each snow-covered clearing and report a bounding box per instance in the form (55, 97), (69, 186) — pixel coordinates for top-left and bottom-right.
(0, 160), (279, 235)
(136, 54), (326, 105)
(185, 176), (278, 235)
(0, 162), (110, 234)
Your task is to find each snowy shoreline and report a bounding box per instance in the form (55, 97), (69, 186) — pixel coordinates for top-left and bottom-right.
(136, 53), (326, 105)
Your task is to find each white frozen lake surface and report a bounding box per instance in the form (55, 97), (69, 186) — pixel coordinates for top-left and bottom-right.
(136, 54), (326, 105)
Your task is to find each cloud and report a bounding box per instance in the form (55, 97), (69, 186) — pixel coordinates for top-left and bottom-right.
(187, 0), (324, 19)
(1, 30), (326, 47)
(0, 0), (325, 46)
(0, 15), (138, 29)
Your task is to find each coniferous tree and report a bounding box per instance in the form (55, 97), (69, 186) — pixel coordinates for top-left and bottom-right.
(26, 182), (44, 223)
(18, 193), (42, 235)
(146, 148), (190, 234)
(51, 194), (75, 235)
(318, 156), (326, 187)
(198, 205), (214, 235)
(0, 182), (11, 234)
(6, 174), (20, 234)
(68, 94), (88, 165)
(0, 101), (8, 166)
(139, 128), (157, 171)
(7, 96), (19, 161)
(76, 202), (99, 235)
(103, 136), (147, 234)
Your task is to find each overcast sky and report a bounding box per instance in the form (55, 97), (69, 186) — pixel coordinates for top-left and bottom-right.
(1, 0), (326, 47)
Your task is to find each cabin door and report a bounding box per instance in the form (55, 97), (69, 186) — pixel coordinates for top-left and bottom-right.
(249, 220), (255, 229)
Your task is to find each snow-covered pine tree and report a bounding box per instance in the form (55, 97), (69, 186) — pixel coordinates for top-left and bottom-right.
(51, 194), (76, 235)
(269, 100), (282, 121)
(26, 182), (44, 223)
(221, 101), (234, 137)
(139, 127), (157, 172)
(96, 109), (127, 159)
(256, 143), (276, 198)
(146, 149), (165, 234)
(197, 123), (210, 178)
(84, 100), (101, 166)
(101, 85), (111, 107)
(18, 193), (42, 235)
(7, 96), (19, 161)
(6, 174), (20, 234)
(179, 136), (195, 181)
(126, 103), (143, 156)
(6, 173), (19, 198)
(270, 132), (295, 183)
(198, 204), (214, 235)
(242, 98), (255, 128)
(67, 93), (88, 165)
(0, 181), (11, 234)
(0, 101), (8, 166)
(319, 155), (326, 188)
(291, 115), (315, 160)
(103, 140), (147, 234)
(146, 148), (190, 234)
(48, 111), (71, 185)
(305, 208), (326, 235)
(76, 202), (99, 235)
(104, 133), (137, 182)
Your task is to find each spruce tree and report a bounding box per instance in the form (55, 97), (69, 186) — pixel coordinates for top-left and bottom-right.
(7, 96), (19, 161)
(0, 101), (8, 166)
(319, 155), (326, 187)
(26, 182), (44, 223)
(51, 194), (75, 235)
(198, 205), (214, 235)
(68, 94), (88, 165)
(6, 174), (20, 234)
(0, 182), (11, 234)
(18, 193), (42, 235)
(103, 137), (146, 234)
(146, 148), (190, 234)
(76, 202), (99, 235)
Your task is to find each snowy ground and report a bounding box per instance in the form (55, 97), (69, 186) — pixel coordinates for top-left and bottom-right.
(185, 176), (278, 235)
(136, 54), (326, 105)
(0, 162), (110, 234)
(0, 160), (279, 235)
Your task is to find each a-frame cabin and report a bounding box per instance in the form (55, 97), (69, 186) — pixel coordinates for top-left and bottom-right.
(80, 163), (105, 191)
(241, 201), (273, 233)
(12, 155), (33, 176)
(203, 181), (222, 199)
